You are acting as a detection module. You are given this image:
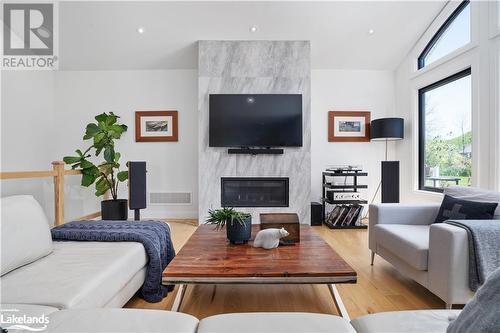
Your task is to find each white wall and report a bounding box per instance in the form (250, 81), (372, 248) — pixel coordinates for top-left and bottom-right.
(311, 70), (396, 206)
(1, 71), (58, 222)
(1, 70), (198, 220)
(394, 1), (500, 203)
(54, 70), (199, 219)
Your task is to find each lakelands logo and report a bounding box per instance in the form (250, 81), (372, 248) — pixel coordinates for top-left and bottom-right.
(0, 308), (49, 331)
(2, 2), (58, 69)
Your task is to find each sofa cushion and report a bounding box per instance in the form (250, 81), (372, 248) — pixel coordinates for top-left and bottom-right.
(434, 195), (498, 223)
(444, 186), (500, 217)
(197, 312), (356, 333)
(0, 241), (147, 309)
(45, 309), (199, 333)
(350, 310), (461, 333)
(374, 224), (429, 270)
(1, 195), (53, 275)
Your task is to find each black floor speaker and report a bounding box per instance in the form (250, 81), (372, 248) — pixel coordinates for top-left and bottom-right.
(311, 202), (323, 226)
(128, 161), (147, 220)
(381, 161), (400, 203)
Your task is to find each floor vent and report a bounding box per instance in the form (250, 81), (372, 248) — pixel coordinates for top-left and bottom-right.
(149, 192), (192, 205)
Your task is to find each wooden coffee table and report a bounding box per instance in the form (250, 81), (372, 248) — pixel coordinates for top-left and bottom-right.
(162, 225), (357, 319)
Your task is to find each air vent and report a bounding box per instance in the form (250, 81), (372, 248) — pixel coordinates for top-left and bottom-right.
(149, 192), (192, 205)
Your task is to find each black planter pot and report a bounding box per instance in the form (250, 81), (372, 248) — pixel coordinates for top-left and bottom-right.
(101, 199), (128, 220)
(226, 216), (252, 244)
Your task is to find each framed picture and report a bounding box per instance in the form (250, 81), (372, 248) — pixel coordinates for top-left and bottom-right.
(135, 111), (178, 142)
(328, 111), (370, 142)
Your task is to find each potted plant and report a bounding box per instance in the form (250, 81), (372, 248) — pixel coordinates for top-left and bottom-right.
(63, 112), (129, 220)
(206, 208), (252, 244)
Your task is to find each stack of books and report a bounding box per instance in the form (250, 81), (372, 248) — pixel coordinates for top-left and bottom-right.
(324, 205), (363, 228)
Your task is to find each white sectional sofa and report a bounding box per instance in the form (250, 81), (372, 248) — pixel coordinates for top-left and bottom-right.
(369, 186), (500, 307)
(0, 195), (147, 309)
(1, 305), (461, 333)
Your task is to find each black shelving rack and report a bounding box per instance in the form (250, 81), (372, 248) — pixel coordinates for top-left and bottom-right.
(321, 169), (368, 229)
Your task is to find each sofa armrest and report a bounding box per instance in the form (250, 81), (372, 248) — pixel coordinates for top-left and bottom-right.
(428, 223), (474, 305)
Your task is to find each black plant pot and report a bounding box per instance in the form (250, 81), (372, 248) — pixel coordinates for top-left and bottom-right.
(101, 199), (128, 220)
(226, 216), (252, 245)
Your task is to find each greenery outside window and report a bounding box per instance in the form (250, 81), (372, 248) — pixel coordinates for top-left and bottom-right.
(418, 1), (470, 69)
(418, 68), (472, 192)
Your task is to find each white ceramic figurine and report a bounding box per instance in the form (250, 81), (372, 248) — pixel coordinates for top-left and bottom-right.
(253, 228), (289, 249)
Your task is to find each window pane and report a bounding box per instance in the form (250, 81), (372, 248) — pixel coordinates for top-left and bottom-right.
(421, 72), (472, 190)
(420, 3), (470, 68)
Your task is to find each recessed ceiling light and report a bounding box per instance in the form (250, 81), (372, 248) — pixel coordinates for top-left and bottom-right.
(249, 25), (258, 33)
(368, 29), (375, 35)
(137, 27), (145, 34)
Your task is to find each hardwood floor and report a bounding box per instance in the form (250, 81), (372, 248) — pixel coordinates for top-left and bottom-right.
(125, 220), (445, 319)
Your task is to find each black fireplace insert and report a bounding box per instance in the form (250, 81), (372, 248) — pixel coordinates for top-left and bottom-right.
(221, 177), (289, 207)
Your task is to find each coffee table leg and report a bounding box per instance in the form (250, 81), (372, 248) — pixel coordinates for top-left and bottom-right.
(328, 284), (350, 320)
(171, 284), (187, 312)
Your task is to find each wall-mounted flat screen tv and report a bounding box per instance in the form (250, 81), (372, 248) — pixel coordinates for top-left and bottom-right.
(209, 94), (303, 147)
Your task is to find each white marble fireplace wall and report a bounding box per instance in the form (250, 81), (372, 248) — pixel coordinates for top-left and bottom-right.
(198, 40), (311, 224)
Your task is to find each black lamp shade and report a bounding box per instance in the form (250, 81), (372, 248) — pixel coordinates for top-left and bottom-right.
(370, 118), (404, 141)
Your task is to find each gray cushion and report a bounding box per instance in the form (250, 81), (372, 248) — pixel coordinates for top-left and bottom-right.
(197, 312), (356, 333)
(1, 241), (147, 309)
(447, 266), (500, 332)
(375, 224), (430, 270)
(351, 310), (461, 333)
(45, 309), (199, 333)
(444, 186), (500, 217)
(1, 195), (53, 275)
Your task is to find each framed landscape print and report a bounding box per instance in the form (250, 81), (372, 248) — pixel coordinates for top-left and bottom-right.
(328, 111), (370, 142)
(135, 111), (178, 142)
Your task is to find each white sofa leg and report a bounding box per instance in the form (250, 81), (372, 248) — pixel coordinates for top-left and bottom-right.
(371, 251), (375, 265)
(445, 303), (453, 310)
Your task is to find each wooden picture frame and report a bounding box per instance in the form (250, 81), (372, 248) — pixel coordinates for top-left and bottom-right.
(135, 111), (178, 142)
(328, 111), (371, 142)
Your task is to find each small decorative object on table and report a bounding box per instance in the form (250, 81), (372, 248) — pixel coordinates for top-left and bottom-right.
(253, 228), (290, 249)
(206, 207), (252, 244)
(260, 213), (300, 244)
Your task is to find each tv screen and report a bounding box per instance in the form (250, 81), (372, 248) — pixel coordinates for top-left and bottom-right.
(209, 94), (303, 147)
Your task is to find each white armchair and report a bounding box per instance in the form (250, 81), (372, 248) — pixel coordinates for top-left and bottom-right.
(369, 202), (473, 308)
(369, 185), (500, 308)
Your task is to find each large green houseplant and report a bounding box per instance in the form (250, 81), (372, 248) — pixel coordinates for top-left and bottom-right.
(206, 207), (252, 244)
(63, 112), (129, 220)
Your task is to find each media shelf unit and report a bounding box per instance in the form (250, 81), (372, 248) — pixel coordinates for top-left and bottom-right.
(321, 169), (368, 229)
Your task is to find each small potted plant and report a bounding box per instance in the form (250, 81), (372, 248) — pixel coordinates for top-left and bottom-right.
(206, 208), (252, 244)
(63, 112), (129, 220)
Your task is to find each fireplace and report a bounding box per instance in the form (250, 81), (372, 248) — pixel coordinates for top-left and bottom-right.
(221, 177), (289, 207)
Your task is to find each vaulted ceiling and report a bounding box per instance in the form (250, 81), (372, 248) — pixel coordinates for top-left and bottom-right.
(59, 1), (445, 70)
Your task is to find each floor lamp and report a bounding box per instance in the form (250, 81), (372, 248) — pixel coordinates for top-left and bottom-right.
(370, 118), (404, 204)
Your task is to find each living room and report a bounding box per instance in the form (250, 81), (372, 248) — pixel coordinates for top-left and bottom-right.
(1, 1), (500, 332)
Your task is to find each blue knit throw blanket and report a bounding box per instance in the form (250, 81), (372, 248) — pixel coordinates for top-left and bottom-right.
(51, 220), (175, 303)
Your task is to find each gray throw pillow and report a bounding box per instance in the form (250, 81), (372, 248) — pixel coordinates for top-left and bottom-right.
(447, 266), (500, 332)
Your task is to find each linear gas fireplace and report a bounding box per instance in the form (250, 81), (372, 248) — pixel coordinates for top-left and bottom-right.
(221, 177), (289, 207)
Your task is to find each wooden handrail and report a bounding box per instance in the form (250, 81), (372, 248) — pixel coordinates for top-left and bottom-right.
(0, 161), (101, 226)
(0, 170), (57, 179)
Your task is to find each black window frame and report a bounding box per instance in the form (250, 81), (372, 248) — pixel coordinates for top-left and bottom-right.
(417, 0), (470, 69)
(418, 67), (472, 193)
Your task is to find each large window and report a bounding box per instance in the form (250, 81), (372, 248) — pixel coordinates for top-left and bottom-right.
(419, 68), (472, 192)
(418, 1), (470, 69)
